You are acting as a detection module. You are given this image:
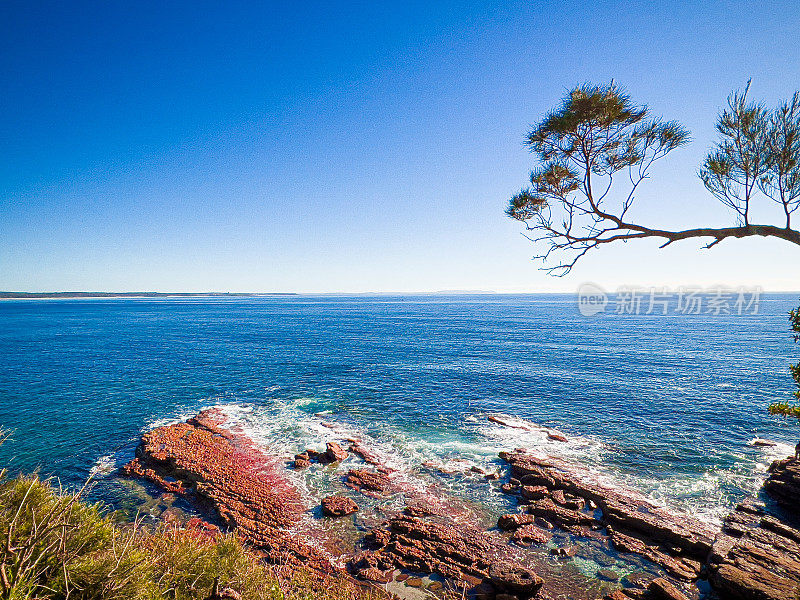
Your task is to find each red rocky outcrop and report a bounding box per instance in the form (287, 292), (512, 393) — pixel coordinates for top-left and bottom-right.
(707, 457), (800, 600)
(648, 577), (691, 600)
(510, 524), (551, 546)
(122, 410), (334, 573)
(294, 441), (350, 468)
(322, 441), (349, 463)
(350, 507), (543, 599)
(499, 449), (715, 583)
(344, 469), (392, 496)
(321, 495), (359, 517)
(497, 513), (536, 531)
(347, 439), (391, 471)
(124, 411), (548, 599)
(764, 455), (800, 506)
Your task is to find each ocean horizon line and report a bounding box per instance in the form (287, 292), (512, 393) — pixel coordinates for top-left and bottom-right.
(2, 289), (800, 299)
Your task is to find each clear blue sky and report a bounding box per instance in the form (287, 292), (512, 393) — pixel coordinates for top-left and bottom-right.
(2, 1), (799, 293)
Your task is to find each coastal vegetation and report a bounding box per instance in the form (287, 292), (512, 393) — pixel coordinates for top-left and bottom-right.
(769, 304), (800, 421)
(0, 454), (378, 600)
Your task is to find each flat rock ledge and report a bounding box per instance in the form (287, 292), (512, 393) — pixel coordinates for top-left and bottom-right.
(122, 410), (336, 574)
(707, 457), (800, 600)
(499, 449), (716, 584)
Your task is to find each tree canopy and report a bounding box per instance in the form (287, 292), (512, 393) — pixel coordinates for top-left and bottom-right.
(507, 82), (800, 276)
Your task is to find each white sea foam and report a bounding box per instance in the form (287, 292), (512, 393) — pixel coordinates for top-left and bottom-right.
(476, 413), (605, 462)
(208, 400), (513, 523)
(470, 411), (792, 526)
(90, 453), (118, 477)
(147, 401), (793, 528)
(757, 440), (795, 463)
(144, 409), (203, 431)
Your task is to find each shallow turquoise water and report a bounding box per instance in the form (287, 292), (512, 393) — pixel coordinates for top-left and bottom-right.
(0, 293), (797, 522)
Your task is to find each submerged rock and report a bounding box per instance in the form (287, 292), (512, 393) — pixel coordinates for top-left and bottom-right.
(750, 438), (778, 447)
(596, 569), (619, 582)
(606, 526), (701, 581)
(321, 495), (358, 517)
(622, 571), (655, 589)
(347, 439), (388, 469)
(344, 469), (391, 495)
(488, 415), (530, 429)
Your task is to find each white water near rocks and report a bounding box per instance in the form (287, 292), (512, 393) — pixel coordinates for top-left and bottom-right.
(131, 398), (790, 529)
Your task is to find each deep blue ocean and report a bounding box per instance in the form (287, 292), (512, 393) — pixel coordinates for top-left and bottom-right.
(0, 293), (797, 524)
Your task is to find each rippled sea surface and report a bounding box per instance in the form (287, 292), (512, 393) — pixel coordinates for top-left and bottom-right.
(0, 294), (797, 523)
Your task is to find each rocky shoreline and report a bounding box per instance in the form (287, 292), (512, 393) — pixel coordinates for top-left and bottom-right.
(123, 409), (337, 574)
(122, 410), (800, 600)
(498, 449), (715, 582)
(707, 457), (800, 600)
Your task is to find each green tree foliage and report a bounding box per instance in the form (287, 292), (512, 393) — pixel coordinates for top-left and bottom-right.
(768, 305), (800, 422)
(507, 82), (800, 275)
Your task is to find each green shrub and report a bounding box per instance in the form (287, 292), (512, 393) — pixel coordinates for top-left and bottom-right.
(0, 467), (380, 600)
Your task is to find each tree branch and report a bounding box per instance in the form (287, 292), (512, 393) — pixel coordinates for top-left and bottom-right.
(508, 82), (800, 274)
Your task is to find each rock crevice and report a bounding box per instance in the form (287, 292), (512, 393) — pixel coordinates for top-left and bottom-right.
(349, 507), (544, 599)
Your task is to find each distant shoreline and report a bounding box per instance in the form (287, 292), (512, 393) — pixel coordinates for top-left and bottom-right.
(0, 292), (297, 299)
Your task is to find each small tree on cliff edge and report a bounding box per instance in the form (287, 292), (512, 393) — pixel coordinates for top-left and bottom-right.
(506, 81), (800, 426)
(768, 306), (800, 425)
